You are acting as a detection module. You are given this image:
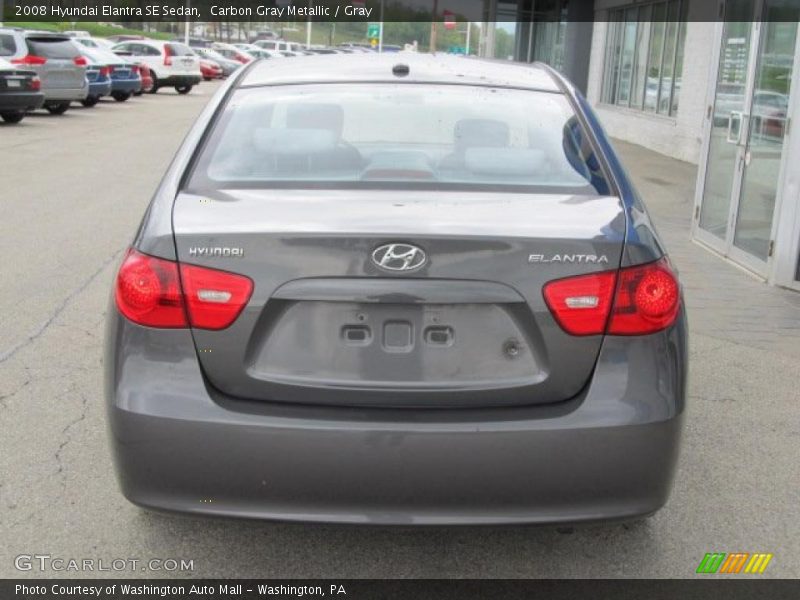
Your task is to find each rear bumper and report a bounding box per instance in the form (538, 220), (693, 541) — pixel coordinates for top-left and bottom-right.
(88, 80), (112, 98)
(111, 78), (141, 94)
(105, 307), (688, 525)
(42, 84), (88, 102)
(0, 91), (44, 112)
(158, 75), (201, 87)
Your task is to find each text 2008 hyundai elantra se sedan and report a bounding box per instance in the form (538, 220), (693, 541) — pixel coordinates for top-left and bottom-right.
(105, 54), (687, 524)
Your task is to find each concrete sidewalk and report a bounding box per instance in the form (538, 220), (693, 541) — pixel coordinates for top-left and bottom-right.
(612, 139), (800, 577)
(614, 138), (800, 359)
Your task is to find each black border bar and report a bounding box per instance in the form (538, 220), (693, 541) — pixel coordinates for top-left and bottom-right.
(3, 579), (800, 600)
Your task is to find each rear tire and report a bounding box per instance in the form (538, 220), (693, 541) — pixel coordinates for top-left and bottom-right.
(81, 96), (99, 108)
(133, 90), (143, 97)
(45, 102), (70, 115)
(111, 91), (131, 102)
(147, 79), (160, 94)
(175, 85), (192, 95)
(1, 112), (24, 124)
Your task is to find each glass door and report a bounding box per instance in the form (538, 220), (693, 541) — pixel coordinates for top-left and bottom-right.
(697, 0), (759, 253)
(730, 10), (798, 269)
(696, 0), (799, 276)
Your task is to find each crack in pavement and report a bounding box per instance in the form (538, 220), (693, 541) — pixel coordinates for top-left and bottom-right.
(54, 392), (89, 490)
(0, 378), (31, 410)
(0, 249), (123, 366)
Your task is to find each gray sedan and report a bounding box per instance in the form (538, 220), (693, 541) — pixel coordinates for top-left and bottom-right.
(106, 55), (687, 525)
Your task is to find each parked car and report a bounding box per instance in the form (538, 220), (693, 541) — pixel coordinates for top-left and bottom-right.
(199, 58), (222, 81)
(76, 51), (113, 107)
(111, 40), (200, 94)
(254, 40), (303, 53)
(105, 35), (145, 43)
(176, 37), (213, 49)
(81, 46), (142, 101)
(111, 49), (153, 96)
(193, 48), (240, 77)
(72, 36), (117, 51)
(1, 29), (88, 114)
(106, 55), (687, 525)
(0, 57), (43, 123)
(210, 43), (254, 65)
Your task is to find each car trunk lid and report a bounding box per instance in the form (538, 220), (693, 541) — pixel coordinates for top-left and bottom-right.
(172, 189), (625, 408)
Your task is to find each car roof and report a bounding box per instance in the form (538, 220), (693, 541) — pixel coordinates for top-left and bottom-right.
(240, 53), (561, 92)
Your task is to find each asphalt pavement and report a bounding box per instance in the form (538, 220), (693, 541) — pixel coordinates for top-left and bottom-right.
(0, 82), (798, 578)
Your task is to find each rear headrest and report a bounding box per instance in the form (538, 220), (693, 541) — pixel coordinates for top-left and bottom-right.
(454, 119), (510, 152)
(286, 103), (345, 139)
(252, 127), (337, 155)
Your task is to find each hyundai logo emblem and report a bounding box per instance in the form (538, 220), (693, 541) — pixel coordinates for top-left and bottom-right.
(371, 243), (427, 272)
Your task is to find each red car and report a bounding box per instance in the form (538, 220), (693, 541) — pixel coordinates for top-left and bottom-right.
(199, 58), (223, 81)
(133, 62), (154, 96)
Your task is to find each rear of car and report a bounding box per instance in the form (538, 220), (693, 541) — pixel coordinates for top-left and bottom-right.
(112, 40), (200, 94)
(106, 56), (687, 524)
(211, 43), (254, 65)
(0, 57), (43, 123)
(4, 31), (88, 113)
(80, 54), (112, 107)
(194, 48), (240, 77)
(199, 58), (223, 81)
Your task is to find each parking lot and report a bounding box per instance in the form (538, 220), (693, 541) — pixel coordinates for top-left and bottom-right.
(1, 82), (799, 579)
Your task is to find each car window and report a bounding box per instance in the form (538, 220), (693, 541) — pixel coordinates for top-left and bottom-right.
(26, 38), (80, 59)
(187, 84), (610, 195)
(0, 34), (18, 56)
(167, 43), (193, 56)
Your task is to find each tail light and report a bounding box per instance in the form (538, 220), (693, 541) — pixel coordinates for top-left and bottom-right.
(130, 65), (140, 75)
(73, 56), (88, 66)
(29, 76), (41, 91)
(11, 55), (47, 66)
(180, 263), (254, 330)
(543, 258), (680, 336)
(99, 66), (112, 77)
(115, 249), (253, 330)
(235, 53), (249, 64)
(163, 45), (173, 66)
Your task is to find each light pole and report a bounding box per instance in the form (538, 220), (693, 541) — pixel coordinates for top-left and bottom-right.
(430, 0), (438, 53)
(184, 0), (190, 45)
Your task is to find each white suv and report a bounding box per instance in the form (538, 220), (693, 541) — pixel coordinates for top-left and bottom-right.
(253, 40), (302, 53)
(111, 40), (200, 94)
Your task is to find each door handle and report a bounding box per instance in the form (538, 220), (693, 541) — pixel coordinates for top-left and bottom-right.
(726, 111), (750, 146)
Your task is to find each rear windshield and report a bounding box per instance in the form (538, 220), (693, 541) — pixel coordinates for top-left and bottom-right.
(186, 84), (611, 195)
(26, 38), (80, 59)
(167, 43), (194, 56)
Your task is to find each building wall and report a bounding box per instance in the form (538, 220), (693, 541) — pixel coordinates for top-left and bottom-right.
(585, 1), (718, 164)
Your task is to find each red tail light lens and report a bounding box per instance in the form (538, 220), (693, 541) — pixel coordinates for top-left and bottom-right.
(73, 56), (88, 66)
(115, 249), (253, 330)
(180, 264), (254, 330)
(543, 258), (680, 336)
(130, 65), (140, 75)
(99, 66), (112, 77)
(115, 249), (187, 328)
(29, 76), (41, 91)
(11, 55), (47, 66)
(543, 271), (617, 336)
(163, 45), (173, 66)
(607, 258), (680, 335)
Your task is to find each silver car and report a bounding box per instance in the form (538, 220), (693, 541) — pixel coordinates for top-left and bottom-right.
(0, 29), (88, 114)
(106, 55), (687, 525)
